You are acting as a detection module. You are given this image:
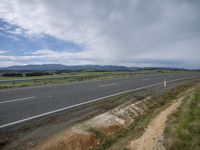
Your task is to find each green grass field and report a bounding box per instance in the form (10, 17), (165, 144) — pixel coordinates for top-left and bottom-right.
(0, 71), (113, 80)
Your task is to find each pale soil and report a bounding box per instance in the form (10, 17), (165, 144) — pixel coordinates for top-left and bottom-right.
(86, 97), (153, 135)
(35, 97), (154, 150)
(128, 97), (184, 150)
(35, 128), (98, 150)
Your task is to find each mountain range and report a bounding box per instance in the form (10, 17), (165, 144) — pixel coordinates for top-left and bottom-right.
(0, 64), (140, 72)
(0, 64), (189, 72)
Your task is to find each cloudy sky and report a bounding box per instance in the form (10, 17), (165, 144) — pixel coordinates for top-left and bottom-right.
(0, 0), (199, 68)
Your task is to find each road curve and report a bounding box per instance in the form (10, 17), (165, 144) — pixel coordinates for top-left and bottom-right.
(0, 73), (199, 129)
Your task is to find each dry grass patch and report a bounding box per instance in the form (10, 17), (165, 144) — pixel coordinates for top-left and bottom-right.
(164, 85), (200, 150)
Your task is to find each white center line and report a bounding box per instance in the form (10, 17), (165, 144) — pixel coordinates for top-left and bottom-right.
(0, 96), (36, 105)
(99, 83), (118, 87)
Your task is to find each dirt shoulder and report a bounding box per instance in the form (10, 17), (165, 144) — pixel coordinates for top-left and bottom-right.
(128, 96), (185, 150)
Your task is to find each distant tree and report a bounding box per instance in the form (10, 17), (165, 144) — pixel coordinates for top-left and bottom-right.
(2, 73), (23, 77)
(25, 72), (53, 77)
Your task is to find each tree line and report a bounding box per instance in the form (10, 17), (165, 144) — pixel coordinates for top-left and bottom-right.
(1, 72), (54, 77)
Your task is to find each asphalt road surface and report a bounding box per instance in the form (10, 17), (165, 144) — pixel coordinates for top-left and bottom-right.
(0, 73), (199, 129)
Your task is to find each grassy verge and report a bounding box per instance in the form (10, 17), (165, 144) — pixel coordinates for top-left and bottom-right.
(89, 82), (197, 150)
(0, 71), (115, 80)
(0, 71), (168, 89)
(164, 85), (200, 150)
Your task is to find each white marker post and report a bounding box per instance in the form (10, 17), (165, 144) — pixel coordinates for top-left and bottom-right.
(164, 79), (167, 88)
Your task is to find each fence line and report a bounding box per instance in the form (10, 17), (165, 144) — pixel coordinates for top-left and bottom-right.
(0, 74), (111, 85)
(0, 72), (161, 86)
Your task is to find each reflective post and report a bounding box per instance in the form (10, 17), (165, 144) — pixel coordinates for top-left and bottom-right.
(164, 79), (167, 87)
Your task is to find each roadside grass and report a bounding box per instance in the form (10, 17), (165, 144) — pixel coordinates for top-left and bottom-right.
(0, 71), (164, 89)
(0, 71), (150, 81)
(90, 81), (198, 150)
(0, 82), (33, 89)
(164, 85), (200, 150)
(0, 71), (115, 80)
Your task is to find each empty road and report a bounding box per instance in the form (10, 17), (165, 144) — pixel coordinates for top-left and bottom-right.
(0, 73), (199, 129)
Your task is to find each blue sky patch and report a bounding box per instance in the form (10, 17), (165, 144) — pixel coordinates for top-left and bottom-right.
(0, 19), (84, 56)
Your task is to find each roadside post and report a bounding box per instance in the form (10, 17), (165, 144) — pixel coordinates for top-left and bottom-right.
(164, 79), (167, 88)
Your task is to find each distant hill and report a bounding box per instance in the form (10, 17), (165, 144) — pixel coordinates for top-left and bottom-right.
(1, 64), (67, 71)
(0, 64), (189, 72)
(0, 64), (140, 72)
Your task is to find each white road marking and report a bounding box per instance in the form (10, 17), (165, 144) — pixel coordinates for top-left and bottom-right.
(0, 76), (196, 129)
(0, 96), (36, 105)
(99, 83), (118, 87)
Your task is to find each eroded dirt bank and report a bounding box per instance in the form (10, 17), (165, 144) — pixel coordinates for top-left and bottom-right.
(35, 97), (155, 150)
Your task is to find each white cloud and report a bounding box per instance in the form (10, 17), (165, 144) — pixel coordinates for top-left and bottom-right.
(0, 49), (96, 67)
(0, 50), (10, 54)
(0, 0), (200, 68)
(6, 28), (23, 35)
(0, 61), (24, 67)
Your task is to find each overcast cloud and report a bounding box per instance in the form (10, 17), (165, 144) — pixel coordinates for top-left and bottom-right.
(0, 0), (200, 68)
